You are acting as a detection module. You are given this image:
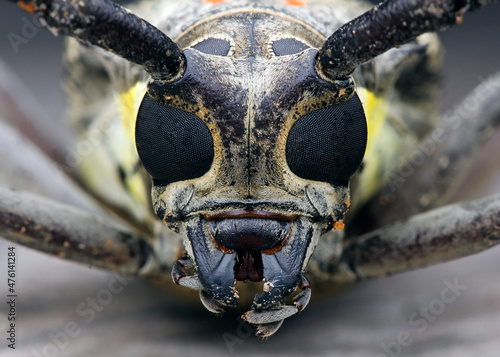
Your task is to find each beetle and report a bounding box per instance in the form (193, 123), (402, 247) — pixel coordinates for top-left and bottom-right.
(0, 0), (499, 345)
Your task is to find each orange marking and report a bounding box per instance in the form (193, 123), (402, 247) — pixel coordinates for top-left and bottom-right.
(333, 221), (345, 230)
(285, 0), (306, 7)
(203, 0), (225, 4)
(455, 9), (465, 25)
(18, 0), (36, 13)
(345, 197), (351, 209)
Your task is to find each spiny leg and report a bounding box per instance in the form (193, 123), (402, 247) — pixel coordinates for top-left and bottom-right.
(0, 187), (153, 276)
(328, 194), (500, 282)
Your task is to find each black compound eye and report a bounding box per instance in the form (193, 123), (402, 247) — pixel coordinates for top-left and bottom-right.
(135, 94), (214, 185)
(285, 93), (367, 185)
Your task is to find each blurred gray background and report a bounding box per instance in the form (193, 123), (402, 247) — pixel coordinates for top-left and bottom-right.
(1, 1), (500, 356)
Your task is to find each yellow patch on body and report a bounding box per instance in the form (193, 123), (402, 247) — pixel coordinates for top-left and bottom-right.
(115, 82), (150, 209)
(355, 87), (389, 206)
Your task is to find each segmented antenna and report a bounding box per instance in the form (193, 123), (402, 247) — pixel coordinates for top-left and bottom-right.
(10, 0), (183, 81)
(318, 0), (498, 80)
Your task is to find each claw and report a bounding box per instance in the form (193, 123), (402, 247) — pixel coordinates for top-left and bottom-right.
(200, 290), (225, 314)
(171, 256), (193, 283)
(171, 257), (204, 290)
(255, 320), (284, 338)
(293, 275), (311, 312)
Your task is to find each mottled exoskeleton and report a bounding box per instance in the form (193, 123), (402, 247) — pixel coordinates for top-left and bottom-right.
(1, 0), (500, 339)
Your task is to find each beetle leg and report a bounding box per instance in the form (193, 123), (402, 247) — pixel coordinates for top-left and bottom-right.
(358, 72), (500, 230)
(242, 275), (311, 337)
(0, 61), (109, 214)
(0, 187), (153, 276)
(329, 194), (500, 282)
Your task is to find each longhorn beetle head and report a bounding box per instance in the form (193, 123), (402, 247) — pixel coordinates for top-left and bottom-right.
(137, 11), (367, 310)
(11, 0), (490, 334)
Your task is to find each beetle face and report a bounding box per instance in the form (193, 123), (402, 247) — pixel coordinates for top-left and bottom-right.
(135, 12), (367, 308)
